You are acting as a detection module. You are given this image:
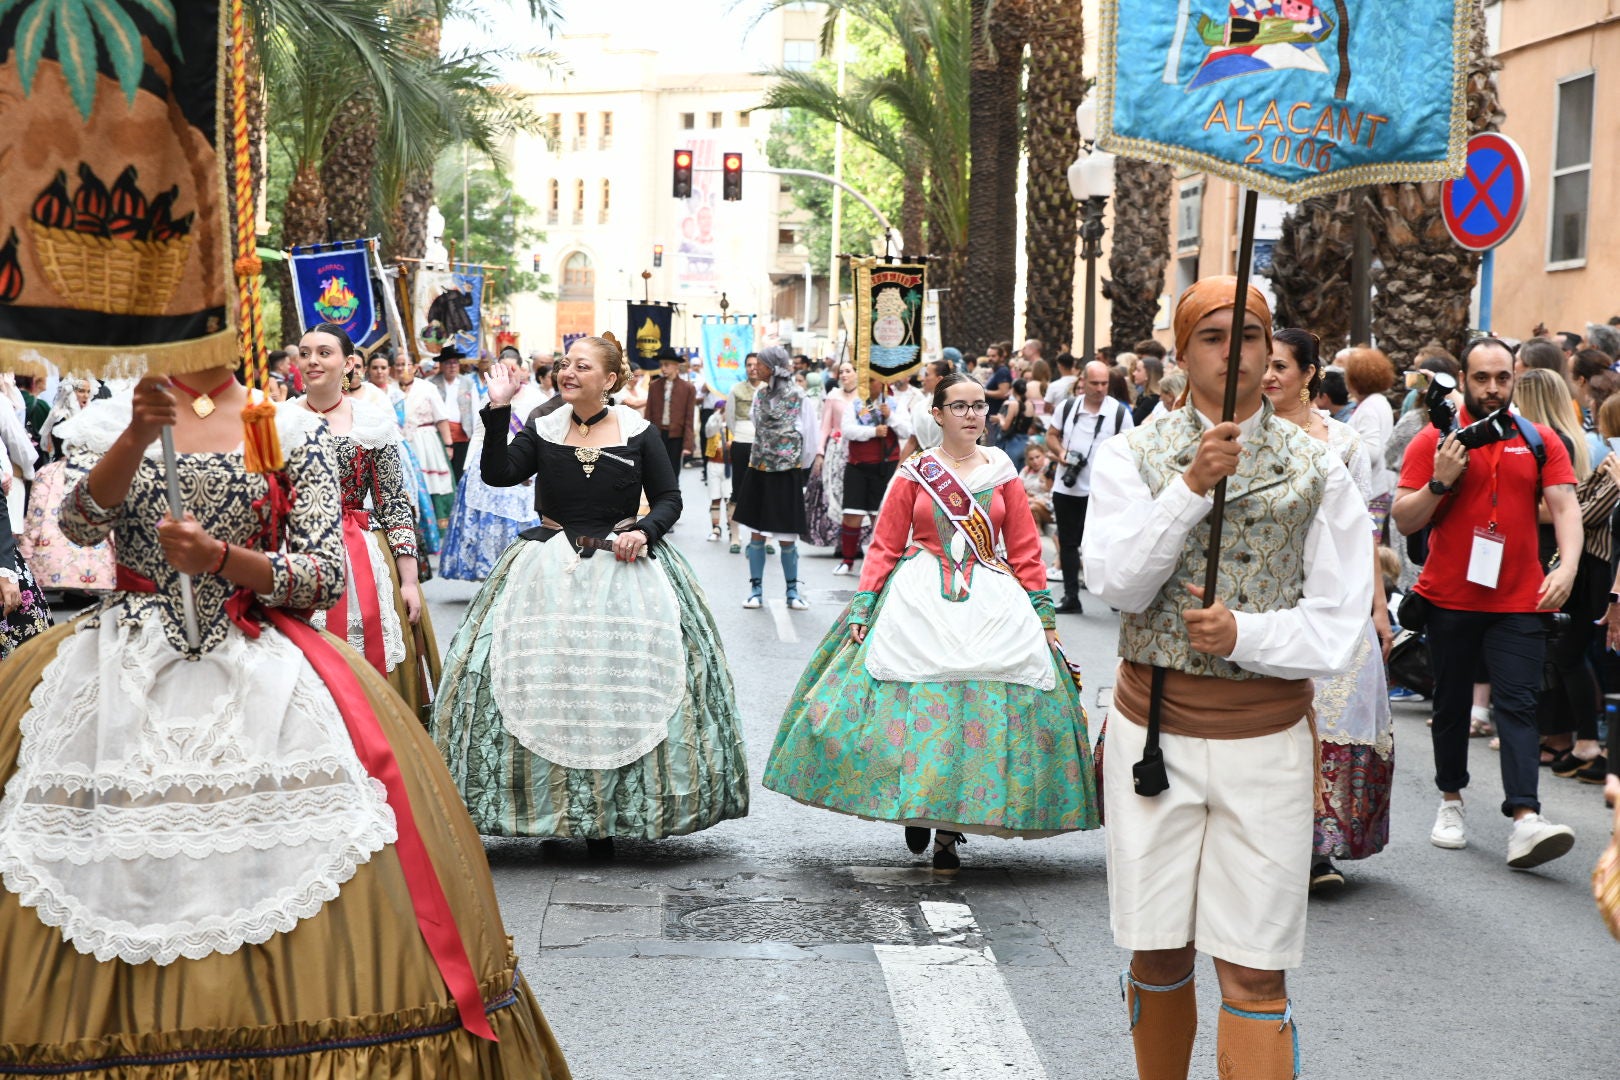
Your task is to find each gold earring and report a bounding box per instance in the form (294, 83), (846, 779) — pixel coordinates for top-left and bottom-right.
(1300, 386), (1312, 406)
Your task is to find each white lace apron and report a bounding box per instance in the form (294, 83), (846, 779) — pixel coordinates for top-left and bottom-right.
(490, 536), (686, 770)
(0, 612), (396, 964)
(310, 527), (407, 672)
(863, 451), (1055, 691)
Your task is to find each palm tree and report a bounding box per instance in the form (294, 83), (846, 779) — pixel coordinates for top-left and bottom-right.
(257, 1), (544, 341)
(1270, 188), (1359, 349)
(1368, 0), (1499, 368)
(756, 0), (971, 335)
(961, 0), (1024, 356)
(1022, 0), (1087, 353)
(1103, 157), (1174, 349)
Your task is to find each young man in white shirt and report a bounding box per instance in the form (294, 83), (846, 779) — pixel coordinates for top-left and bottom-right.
(1044, 360), (1133, 613)
(1083, 277), (1372, 1080)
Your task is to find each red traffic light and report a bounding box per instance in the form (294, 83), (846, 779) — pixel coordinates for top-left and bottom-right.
(673, 149), (694, 198)
(722, 152), (743, 201)
(724, 154), (742, 171)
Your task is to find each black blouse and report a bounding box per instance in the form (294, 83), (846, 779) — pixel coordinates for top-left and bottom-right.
(480, 403), (682, 547)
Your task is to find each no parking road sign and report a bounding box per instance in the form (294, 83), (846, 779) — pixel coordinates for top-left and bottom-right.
(1443, 133), (1529, 252)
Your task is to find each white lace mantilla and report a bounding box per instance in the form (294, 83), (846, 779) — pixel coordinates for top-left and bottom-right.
(0, 611), (396, 965)
(489, 536), (685, 769)
(310, 528), (406, 672)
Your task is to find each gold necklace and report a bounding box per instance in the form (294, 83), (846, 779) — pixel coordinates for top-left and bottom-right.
(572, 405), (610, 438)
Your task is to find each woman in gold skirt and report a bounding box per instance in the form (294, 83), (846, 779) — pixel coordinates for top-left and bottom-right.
(0, 371), (568, 1076)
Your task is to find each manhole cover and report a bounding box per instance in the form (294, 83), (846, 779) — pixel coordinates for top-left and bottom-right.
(810, 589), (857, 605)
(662, 897), (930, 946)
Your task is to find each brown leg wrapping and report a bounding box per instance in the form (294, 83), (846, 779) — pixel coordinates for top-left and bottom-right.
(1217, 997), (1298, 1080)
(1122, 967), (1197, 1080)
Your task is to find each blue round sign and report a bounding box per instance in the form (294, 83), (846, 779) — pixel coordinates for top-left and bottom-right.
(1442, 133), (1529, 252)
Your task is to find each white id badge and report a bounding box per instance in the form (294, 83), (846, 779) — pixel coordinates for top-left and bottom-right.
(1467, 527), (1505, 589)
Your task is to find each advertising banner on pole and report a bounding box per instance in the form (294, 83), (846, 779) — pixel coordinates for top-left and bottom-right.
(289, 241), (381, 345)
(701, 318), (754, 397)
(850, 257), (927, 390)
(1098, 0), (1473, 201)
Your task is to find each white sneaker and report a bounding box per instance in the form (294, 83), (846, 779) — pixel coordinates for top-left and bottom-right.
(1506, 813), (1575, 869)
(832, 562), (853, 577)
(1430, 800), (1467, 849)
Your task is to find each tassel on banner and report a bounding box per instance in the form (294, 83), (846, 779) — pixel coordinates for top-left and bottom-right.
(241, 387), (283, 474)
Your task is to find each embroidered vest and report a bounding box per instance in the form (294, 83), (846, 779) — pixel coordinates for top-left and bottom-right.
(1117, 402), (1335, 680)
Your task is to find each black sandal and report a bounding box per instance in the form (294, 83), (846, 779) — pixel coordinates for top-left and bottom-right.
(905, 826), (932, 855)
(932, 832), (966, 875)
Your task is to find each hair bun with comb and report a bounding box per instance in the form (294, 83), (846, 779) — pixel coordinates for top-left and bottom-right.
(601, 331), (619, 347)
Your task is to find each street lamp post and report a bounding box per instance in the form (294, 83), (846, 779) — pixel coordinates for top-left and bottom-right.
(1068, 100), (1116, 367)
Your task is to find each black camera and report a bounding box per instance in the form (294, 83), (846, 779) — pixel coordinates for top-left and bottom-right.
(1452, 407), (1518, 450)
(1427, 371), (1458, 435)
(1061, 450), (1086, 488)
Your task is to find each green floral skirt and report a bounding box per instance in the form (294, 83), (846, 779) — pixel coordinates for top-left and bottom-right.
(762, 590), (1099, 838)
(432, 538), (749, 840)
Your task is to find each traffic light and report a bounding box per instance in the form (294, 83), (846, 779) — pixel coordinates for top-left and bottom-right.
(652, 244), (664, 268)
(532, 254), (541, 273)
(673, 149), (693, 198)
(722, 152), (743, 201)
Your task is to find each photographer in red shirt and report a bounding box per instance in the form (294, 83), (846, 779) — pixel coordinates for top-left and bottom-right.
(1394, 337), (1580, 869)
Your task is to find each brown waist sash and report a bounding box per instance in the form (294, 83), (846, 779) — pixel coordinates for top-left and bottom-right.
(1113, 660), (1313, 739)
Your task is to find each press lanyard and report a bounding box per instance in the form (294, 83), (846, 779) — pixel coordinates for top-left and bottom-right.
(1481, 441), (1506, 532)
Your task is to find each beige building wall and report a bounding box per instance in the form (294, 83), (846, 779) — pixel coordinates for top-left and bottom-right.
(1488, 0), (1619, 335)
(503, 19), (824, 356)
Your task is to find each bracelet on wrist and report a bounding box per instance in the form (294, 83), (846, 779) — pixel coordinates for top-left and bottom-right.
(211, 539), (230, 575)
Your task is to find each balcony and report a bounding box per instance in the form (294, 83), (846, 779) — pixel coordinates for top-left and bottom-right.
(572, 210), (584, 226)
(547, 210), (559, 225)
(598, 136), (613, 151)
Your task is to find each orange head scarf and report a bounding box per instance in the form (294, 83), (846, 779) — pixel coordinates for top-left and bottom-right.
(1172, 275), (1274, 360)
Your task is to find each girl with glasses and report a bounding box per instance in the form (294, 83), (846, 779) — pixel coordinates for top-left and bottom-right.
(764, 373), (1099, 873)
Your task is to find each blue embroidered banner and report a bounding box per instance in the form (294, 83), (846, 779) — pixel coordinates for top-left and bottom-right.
(627, 302), (676, 370)
(449, 263), (483, 355)
(701, 319), (753, 397)
(289, 241), (380, 345)
(1098, 0), (1471, 200)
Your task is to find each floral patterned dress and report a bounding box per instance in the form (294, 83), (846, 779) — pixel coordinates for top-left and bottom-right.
(0, 496), (50, 660)
(763, 448), (1099, 838)
(1313, 417), (1394, 861)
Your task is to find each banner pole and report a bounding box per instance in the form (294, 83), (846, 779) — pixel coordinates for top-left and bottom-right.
(1199, 187), (1260, 609)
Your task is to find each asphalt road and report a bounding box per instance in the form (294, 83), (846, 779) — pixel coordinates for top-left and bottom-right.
(423, 463), (1619, 1080)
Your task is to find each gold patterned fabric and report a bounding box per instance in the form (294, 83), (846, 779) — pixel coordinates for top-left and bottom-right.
(0, 620), (570, 1078)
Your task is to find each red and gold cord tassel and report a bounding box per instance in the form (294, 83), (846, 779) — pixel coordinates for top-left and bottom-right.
(229, 0), (280, 472)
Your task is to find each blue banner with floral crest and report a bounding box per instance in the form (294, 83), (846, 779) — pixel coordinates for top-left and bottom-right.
(288, 241), (381, 346)
(1097, 0), (1472, 200)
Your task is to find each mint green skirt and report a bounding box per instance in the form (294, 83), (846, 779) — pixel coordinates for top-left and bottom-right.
(432, 538), (749, 839)
(762, 589), (1099, 838)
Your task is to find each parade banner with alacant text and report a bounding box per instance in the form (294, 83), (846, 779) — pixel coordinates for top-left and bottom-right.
(0, 0), (236, 375)
(701, 318), (753, 397)
(1098, 0), (1472, 200)
(850, 257), (926, 391)
(288, 241), (380, 346)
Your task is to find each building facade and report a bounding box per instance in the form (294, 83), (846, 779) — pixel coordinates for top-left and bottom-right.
(503, 18), (829, 356)
(1484, 0), (1615, 336)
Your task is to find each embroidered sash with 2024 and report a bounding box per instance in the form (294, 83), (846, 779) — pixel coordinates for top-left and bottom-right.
(902, 450), (1010, 597)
